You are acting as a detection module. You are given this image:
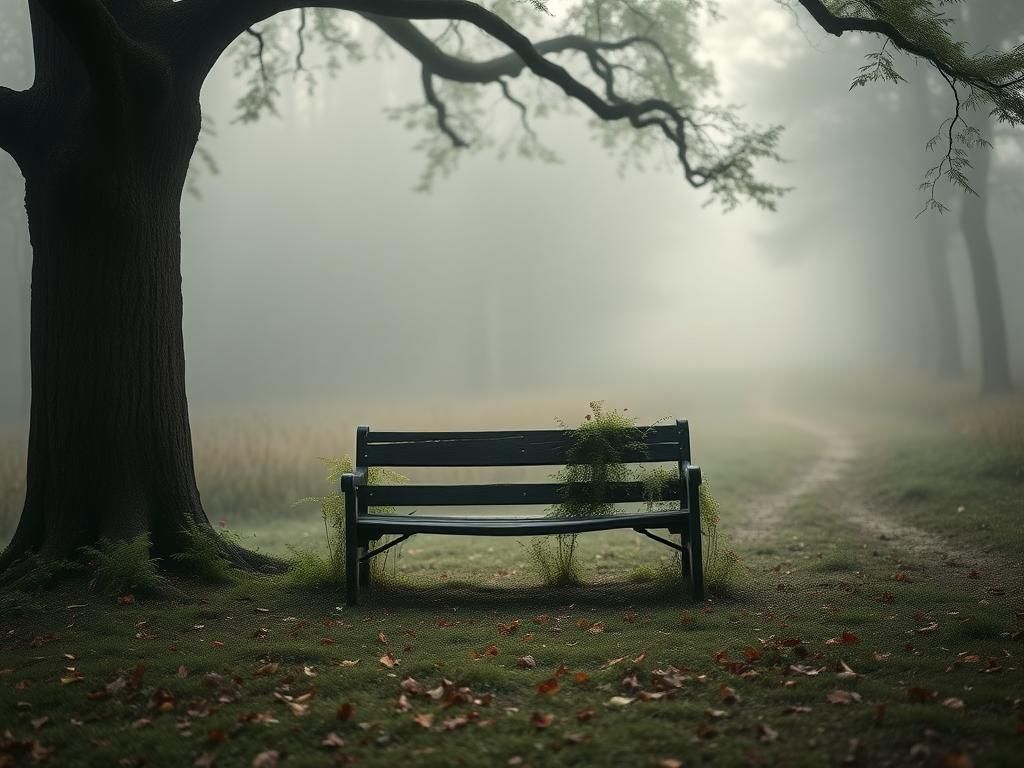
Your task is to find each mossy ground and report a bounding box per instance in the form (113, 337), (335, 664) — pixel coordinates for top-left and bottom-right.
(1, 382), (1022, 767)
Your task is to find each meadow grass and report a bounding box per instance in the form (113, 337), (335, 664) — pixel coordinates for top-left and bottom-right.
(1, 380), (1022, 767)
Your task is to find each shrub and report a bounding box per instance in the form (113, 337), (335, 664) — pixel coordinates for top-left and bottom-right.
(167, 517), (236, 582)
(79, 534), (171, 596)
(289, 456), (408, 590)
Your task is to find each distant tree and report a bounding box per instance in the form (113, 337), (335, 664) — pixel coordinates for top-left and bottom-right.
(0, 0), (1022, 571)
(954, 0), (1019, 394)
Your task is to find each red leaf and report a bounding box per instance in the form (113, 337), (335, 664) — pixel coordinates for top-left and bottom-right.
(530, 712), (555, 729)
(536, 678), (560, 695)
(336, 702), (354, 721)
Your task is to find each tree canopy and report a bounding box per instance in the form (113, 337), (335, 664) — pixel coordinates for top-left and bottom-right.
(2, 1), (1023, 212)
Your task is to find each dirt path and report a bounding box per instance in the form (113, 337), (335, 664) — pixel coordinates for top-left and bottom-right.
(733, 409), (858, 547)
(741, 408), (1021, 590)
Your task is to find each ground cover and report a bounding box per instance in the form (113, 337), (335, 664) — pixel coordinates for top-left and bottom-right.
(1, 382), (1022, 767)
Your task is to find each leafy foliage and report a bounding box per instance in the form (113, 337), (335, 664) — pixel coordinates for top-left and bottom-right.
(289, 457), (408, 589)
(79, 535), (170, 596)
(167, 518), (236, 583)
(532, 401), (735, 592)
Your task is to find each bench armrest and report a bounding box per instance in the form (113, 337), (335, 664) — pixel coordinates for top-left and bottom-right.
(340, 468), (367, 493)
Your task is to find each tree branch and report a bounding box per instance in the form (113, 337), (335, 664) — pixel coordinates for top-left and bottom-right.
(173, 0), (780, 202)
(797, 0), (1024, 104)
(421, 68), (469, 147)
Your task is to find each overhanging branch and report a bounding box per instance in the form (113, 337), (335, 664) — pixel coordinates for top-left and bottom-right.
(797, 0), (1024, 109)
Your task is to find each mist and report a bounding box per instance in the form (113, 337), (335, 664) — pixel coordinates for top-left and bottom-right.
(0, 1), (1021, 430)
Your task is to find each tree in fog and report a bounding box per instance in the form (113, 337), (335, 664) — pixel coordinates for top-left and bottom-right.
(0, 0), (1022, 571)
(954, 1), (1020, 394)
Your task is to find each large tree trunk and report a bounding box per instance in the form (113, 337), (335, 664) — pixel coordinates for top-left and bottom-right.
(960, 126), (1014, 395)
(0, 73), (277, 572)
(2, 101), (200, 565)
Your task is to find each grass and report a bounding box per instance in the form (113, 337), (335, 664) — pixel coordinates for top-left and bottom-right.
(857, 396), (1024, 563)
(1, 382), (1022, 766)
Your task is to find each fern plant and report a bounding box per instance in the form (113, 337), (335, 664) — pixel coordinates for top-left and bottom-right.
(290, 456), (408, 589)
(167, 517), (236, 582)
(79, 534), (171, 596)
(533, 401), (646, 586)
(531, 401), (738, 593)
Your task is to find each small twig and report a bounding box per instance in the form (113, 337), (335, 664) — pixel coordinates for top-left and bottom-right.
(421, 67), (469, 148)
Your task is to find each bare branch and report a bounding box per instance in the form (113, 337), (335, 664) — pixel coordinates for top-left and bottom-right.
(496, 78), (537, 139)
(295, 8), (307, 74)
(246, 27), (270, 85)
(420, 68), (469, 148)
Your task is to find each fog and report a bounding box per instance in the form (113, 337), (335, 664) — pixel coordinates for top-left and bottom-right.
(1, 1), (1021, 430)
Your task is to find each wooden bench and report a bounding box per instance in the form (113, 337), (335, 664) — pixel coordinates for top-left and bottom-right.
(340, 420), (704, 605)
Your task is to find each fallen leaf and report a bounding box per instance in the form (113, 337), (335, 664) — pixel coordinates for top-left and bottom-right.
(536, 678), (560, 695)
(516, 656), (536, 669)
(576, 708), (597, 722)
(193, 753), (215, 768)
(600, 656), (627, 670)
(757, 723), (779, 743)
(942, 697), (965, 710)
(826, 690), (861, 705)
(337, 660), (359, 668)
(530, 712), (555, 729)
(336, 703), (354, 721)
(907, 687), (938, 703)
(378, 632), (389, 645)
(379, 652), (399, 669)
(836, 660), (859, 680)
(719, 684), (740, 704)
(254, 663), (279, 677)
(413, 713), (434, 728)
(915, 622), (940, 634)
(321, 732), (345, 749)
(251, 751), (279, 768)
(941, 751), (974, 768)
(574, 672), (590, 685)
(497, 620), (520, 636)
(607, 696), (634, 706)
(30, 716), (49, 730)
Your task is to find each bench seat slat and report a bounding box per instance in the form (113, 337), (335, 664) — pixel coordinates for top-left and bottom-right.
(366, 425), (680, 443)
(364, 481), (681, 507)
(358, 510), (687, 537)
(363, 439), (681, 467)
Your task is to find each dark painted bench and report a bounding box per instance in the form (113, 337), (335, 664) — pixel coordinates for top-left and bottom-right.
(340, 420), (704, 605)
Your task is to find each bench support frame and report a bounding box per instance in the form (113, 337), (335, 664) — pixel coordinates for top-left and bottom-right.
(341, 421), (706, 606)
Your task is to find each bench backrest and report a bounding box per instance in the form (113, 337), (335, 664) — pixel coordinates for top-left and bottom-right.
(354, 420), (692, 509)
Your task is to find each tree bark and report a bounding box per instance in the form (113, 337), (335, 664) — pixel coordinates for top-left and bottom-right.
(960, 118), (1014, 396)
(0, 77), (279, 572)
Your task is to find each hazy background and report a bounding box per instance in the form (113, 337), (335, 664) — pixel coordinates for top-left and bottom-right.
(0, 1), (1021, 437)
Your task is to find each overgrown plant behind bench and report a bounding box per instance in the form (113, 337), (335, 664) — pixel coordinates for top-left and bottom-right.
(340, 420), (704, 605)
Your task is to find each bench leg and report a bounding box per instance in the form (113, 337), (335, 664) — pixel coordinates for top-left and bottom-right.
(359, 545), (371, 594)
(344, 486), (359, 607)
(686, 471), (705, 602)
